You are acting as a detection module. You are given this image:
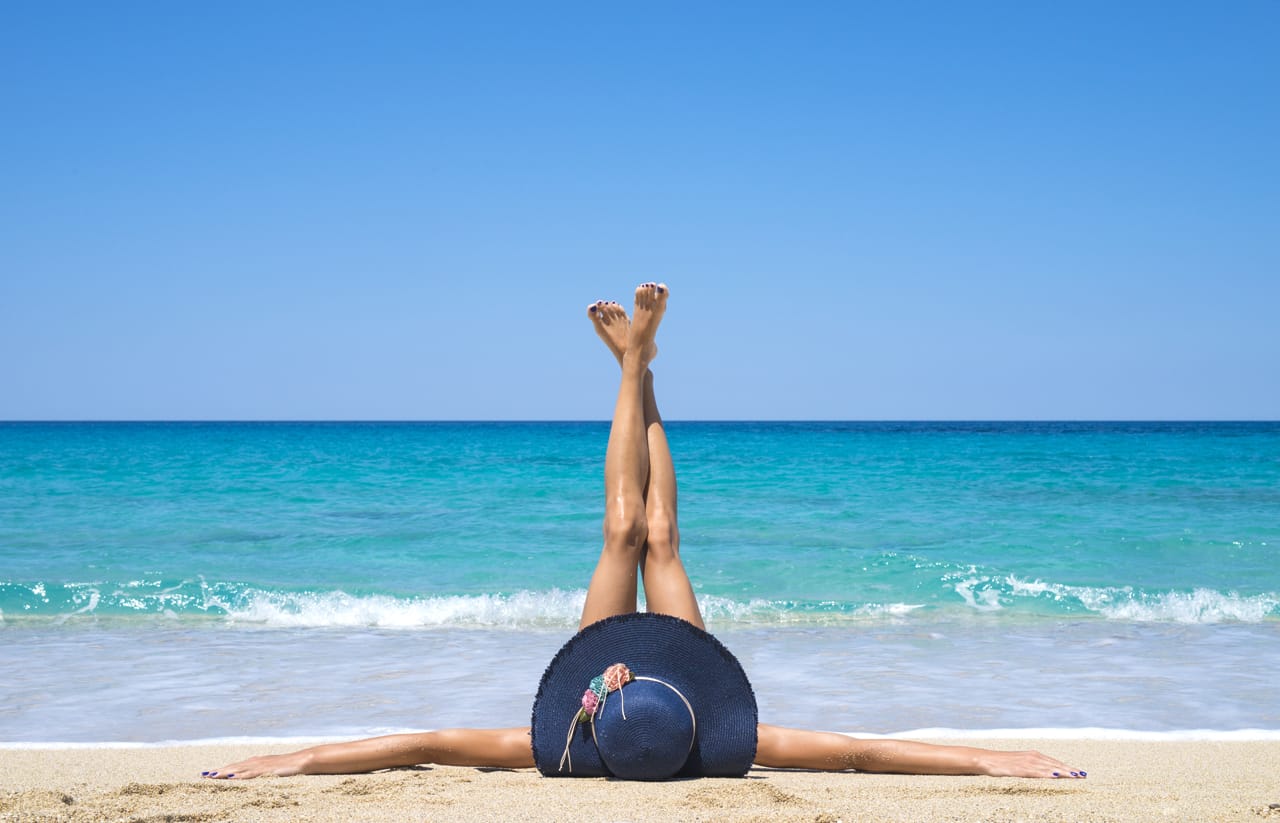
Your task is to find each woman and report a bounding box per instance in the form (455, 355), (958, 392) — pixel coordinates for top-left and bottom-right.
(203, 283), (1084, 781)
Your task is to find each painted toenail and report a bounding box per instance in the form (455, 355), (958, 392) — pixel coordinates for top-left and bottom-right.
(589, 306), (596, 313)
(1052, 772), (1060, 777)
(656, 286), (665, 293)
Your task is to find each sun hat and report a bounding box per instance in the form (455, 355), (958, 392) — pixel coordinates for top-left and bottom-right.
(530, 612), (757, 779)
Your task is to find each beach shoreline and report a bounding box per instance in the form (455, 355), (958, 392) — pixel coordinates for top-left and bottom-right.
(3, 738), (1277, 822)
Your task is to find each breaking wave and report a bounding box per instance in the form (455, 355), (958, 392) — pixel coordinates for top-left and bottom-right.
(2, 576), (1276, 628)
(948, 573), (1279, 623)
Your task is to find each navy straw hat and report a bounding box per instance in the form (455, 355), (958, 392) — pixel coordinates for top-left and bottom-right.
(530, 612), (757, 779)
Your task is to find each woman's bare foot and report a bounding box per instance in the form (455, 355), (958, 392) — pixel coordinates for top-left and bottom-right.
(587, 300), (629, 367)
(626, 282), (667, 369)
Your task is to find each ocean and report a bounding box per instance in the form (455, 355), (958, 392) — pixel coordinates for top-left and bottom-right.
(1, 421), (1277, 744)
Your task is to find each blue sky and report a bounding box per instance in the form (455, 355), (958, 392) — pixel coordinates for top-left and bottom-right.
(2, 1), (1276, 420)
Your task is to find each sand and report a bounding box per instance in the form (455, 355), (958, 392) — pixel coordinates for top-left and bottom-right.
(2, 739), (1278, 822)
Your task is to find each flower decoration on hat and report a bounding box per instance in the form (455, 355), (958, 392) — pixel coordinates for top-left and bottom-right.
(578, 663), (632, 721)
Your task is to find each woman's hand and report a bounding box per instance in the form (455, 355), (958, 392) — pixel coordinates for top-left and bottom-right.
(977, 748), (1086, 779)
(202, 750), (312, 780)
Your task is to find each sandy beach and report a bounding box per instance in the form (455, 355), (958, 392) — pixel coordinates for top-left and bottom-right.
(2, 738), (1277, 822)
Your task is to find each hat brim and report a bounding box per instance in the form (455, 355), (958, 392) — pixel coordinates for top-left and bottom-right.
(531, 612), (757, 778)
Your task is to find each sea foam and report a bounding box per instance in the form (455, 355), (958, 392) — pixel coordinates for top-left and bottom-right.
(941, 572), (1279, 623)
(1001, 576), (1280, 623)
(4, 578), (1277, 627)
(217, 587), (586, 628)
(210, 590), (932, 628)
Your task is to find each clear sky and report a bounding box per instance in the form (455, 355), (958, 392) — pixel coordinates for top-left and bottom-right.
(2, 1), (1276, 420)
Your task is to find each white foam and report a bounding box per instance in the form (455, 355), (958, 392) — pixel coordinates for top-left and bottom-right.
(53, 589), (100, 625)
(699, 595), (927, 624)
(858, 602), (928, 617)
(202, 589), (936, 630)
(1004, 576), (1280, 623)
(8, 577), (1277, 627)
(216, 588), (587, 629)
(953, 577), (1005, 611)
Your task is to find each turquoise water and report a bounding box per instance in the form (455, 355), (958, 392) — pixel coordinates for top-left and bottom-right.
(2, 422), (1278, 741)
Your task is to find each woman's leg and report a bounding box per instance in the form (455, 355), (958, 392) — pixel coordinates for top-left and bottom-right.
(753, 724), (1084, 778)
(587, 287), (702, 629)
(636, 369), (703, 628)
(578, 283), (666, 629)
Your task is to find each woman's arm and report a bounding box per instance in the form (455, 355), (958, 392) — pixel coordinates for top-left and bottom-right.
(755, 724), (1084, 778)
(202, 727), (534, 780)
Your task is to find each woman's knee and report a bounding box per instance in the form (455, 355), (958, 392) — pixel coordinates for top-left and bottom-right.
(642, 512), (679, 562)
(603, 508), (648, 556)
